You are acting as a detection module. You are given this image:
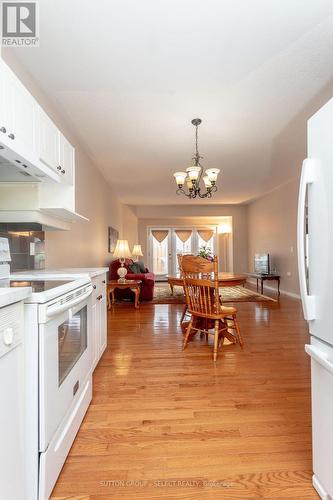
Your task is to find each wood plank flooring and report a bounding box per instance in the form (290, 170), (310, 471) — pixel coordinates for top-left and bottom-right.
(51, 295), (317, 499)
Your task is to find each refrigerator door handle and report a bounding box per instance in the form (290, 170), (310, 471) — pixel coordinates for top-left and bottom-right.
(305, 344), (333, 375)
(297, 158), (316, 321)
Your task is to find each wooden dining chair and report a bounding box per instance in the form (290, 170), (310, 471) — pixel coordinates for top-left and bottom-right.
(181, 254), (243, 362)
(177, 253), (190, 325)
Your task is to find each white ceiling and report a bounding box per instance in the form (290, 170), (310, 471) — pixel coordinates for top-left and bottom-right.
(9, 0), (333, 204)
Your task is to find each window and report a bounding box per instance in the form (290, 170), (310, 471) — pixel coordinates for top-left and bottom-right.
(149, 227), (217, 278)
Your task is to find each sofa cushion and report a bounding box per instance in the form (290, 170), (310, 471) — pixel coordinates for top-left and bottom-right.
(138, 260), (146, 273)
(129, 262), (141, 274)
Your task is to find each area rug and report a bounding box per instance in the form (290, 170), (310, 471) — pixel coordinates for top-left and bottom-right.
(152, 282), (277, 304)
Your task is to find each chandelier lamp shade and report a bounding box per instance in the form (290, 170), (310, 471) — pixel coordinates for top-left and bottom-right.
(173, 118), (220, 199)
(113, 239), (131, 282)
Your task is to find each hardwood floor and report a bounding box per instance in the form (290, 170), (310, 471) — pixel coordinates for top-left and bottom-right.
(51, 295), (317, 499)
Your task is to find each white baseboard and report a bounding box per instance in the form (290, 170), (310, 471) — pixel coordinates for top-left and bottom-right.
(246, 278), (300, 300)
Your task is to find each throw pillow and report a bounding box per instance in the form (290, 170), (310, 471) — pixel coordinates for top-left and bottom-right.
(129, 262), (141, 274)
(138, 260), (146, 273)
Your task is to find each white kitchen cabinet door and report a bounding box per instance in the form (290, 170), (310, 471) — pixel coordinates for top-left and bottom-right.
(0, 60), (8, 142)
(99, 294), (107, 356)
(0, 60), (38, 159)
(58, 133), (74, 184)
(7, 69), (38, 157)
(91, 301), (99, 370)
(91, 274), (107, 370)
(38, 108), (59, 172)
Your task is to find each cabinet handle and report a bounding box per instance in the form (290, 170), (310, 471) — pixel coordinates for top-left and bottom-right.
(93, 285), (97, 289)
(0, 126), (6, 133)
(102, 280), (106, 284)
(61, 169), (65, 174)
(97, 294), (103, 300)
(8, 133), (15, 140)
(57, 166), (62, 171)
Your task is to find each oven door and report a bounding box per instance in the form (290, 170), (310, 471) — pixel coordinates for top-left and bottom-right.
(39, 288), (92, 451)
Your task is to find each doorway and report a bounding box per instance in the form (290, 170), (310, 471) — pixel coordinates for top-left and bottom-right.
(148, 227), (217, 280)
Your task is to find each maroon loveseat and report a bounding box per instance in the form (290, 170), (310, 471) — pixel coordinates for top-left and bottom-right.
(109, 258), (155, 301)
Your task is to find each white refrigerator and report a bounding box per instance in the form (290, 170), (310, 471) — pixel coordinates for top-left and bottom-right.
(298, 97), (333, 499)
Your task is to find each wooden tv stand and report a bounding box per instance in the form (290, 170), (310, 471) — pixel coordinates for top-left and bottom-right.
(247, 273), (280, 296)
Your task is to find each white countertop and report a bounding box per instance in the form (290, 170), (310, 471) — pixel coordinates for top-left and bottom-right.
(54, 268), (109, 278)
(11, 267), (109, 280)
(0, 287), (32, 308)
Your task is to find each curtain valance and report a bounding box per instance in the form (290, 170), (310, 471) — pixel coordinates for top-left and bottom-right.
(197, 229), (214, 242)
(175, 230), (192, 243)
(152, 230), (169, 243)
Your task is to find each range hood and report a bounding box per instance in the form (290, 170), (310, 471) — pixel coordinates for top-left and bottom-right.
(0, 209), (88, 230)
(0, 147), (59, 183)
(0, 183), (89, 231)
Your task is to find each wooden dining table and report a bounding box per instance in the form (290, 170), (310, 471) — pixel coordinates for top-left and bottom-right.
(167, 272), (248, 330)
(167, 272), (247, 295)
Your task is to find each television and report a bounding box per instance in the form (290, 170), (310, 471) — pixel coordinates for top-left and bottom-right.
(254, 253), (270, 275)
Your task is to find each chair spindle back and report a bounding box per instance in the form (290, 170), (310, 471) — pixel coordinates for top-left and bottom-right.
(181, 255), (220, 318)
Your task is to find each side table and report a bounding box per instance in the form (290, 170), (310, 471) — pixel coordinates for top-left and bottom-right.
(247, 273), (280, 296)
(107, 280), (142, 309)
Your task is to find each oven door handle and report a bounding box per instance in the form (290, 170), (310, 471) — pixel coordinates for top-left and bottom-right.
(46, 288), (92, 319)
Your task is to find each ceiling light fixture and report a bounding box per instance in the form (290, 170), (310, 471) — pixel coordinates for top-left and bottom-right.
(173, 118), (220, 199)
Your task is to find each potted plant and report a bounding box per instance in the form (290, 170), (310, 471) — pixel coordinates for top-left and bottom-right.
(197, 245), (214, 261)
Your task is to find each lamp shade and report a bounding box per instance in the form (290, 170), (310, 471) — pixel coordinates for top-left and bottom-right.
(113, 239), (131, 258)
(186, 166), (201, 181)
(203, 175), (212, 188)
(173, 171), (187, 186)
(205, 168), (220, 183)
(132, 244), (143, 257)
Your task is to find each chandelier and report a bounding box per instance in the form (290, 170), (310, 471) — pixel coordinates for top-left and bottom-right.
(173, 118), (220, 199)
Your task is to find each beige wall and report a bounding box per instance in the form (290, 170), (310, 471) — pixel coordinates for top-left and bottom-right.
(3, 50), (128, 268)
(46, 150), (123, 268)
(247, 177), (300, 296)
(121, 205), (139, 253)
(136, 204), (248, 272)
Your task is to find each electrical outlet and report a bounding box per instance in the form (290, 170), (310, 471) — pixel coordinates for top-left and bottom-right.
(286, 271), (291, 277)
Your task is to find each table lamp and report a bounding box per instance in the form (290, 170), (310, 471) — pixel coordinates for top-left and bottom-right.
(132, 244), (143, 262)
(113, 239), (131, 282)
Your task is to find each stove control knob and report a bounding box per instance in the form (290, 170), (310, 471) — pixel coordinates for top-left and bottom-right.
(3, 327), (14, 346)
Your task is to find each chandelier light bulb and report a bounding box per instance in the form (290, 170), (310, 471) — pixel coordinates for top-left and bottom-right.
(205, 168), (220, 183)
(186, 177), (193, 189)
(203, 175), (212, 188)
(186, 166), (201, 181)
(173, 171), (187, 186)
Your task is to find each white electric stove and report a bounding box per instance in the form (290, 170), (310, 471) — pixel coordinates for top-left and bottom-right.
(0, 240), (94, 500)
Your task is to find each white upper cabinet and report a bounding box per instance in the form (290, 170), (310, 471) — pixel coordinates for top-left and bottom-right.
(0, 56), (88, 227)
(0, 61), (10, 140)
(0, 60), (38, 160)
(58, 133), (74, 184)
(7, 71), (38, 157)
(38, 111), (74, 185)
(38, 108), (59, 173)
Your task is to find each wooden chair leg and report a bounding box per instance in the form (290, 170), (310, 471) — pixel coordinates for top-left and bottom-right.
(183, 319), (193, 350)
(180, 304), (188, 325)
(213, 319), (219, 362)
(233, 315), (243, 347)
